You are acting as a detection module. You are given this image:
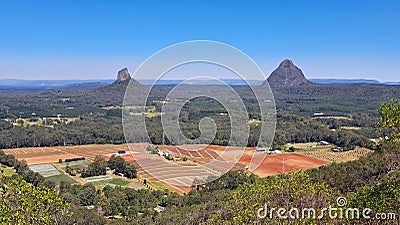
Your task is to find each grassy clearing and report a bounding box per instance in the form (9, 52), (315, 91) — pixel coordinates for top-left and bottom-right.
(341, 126), (362, 130)
(90, 178), (131, 188)
(285, 142), (334, 152)
(108, 178), (130, 186)
(311, 115), (352, 120)
(102, 106), (156, 112)
(86, 176), (111, 182)
(92, 180), (111, 187)
(0, 167), (16, 176)
(46, 174), (78, 185)
(247, 119), (261, 125)
(143, 112), (164, 118)
(148, 181), (170, 192)
(12, 117), (79, 127)
(66, 164), (85, 171)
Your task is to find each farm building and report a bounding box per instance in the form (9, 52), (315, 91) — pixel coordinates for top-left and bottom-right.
(267, 149), (282, 154)
(118, 150), (126, 154)
(332, 147), (343, 152)
(154, 205), (166, 213)
(158, 151), (171, 157)
(256, 148), (266, 152)
(319, 141), (330, 146)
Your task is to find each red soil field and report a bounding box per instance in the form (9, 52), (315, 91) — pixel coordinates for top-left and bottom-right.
(188, 150), (202, 158)
(204, 145), (228, 151)
(197, 149), (215, 159)
(5, 144), (327, 193)
(205, 145), (255, 152)
(163, 146), (192, 157)
(162, 145), (253, 160)
(4, 144), (131, 164)
(240, 153), (327, 177)
(204, 149), (220, 159)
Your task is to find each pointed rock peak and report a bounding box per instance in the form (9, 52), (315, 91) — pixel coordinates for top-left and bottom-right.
(116, 67), (131, 82)
(265, 59), (310, 87)
(279, 59), (295, 67)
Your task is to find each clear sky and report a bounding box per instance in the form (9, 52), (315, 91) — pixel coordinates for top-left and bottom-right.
(0, 0), (399, 81)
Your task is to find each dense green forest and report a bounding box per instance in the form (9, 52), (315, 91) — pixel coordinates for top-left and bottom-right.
(2, 82), (397, 149)
(0, 108), (375, 149)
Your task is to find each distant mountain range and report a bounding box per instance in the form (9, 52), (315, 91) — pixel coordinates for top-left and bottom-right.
(0, 79), (114, 89)
(1, 78), (399, 89)
(1, 65), (399, 89)
(138, 79), (264, 86)
(0, 78), (265, 88)
(309, 79), (400, 85)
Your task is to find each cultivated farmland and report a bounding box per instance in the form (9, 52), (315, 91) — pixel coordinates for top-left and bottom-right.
(29, 164), (61, 177)
(297, 147), (373, 163)
(3, 144), (132, 164)
(239, 152), (328, 177)
(5, 143), (338, 192)
(45, 174), (78, 185)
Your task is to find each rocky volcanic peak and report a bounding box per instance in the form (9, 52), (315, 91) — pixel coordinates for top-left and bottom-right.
(265, 59), (310, 87)
(116, 67), (131, 82)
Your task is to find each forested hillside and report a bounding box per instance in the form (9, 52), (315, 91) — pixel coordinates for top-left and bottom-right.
(1, 82), (399, 149)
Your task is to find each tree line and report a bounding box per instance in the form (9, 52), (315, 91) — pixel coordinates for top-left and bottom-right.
(80, 155), (137, 179)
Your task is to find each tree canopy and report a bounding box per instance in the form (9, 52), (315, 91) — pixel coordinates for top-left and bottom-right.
(0, 175), (70, 225)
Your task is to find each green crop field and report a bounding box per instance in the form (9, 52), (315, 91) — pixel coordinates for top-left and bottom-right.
(148, 181), (170, 192)
(45, 174), (78, 185)
(108, 178), (130, 186)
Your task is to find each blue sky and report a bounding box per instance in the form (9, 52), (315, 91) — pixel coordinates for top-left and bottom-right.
(0, 0), (399, 81)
